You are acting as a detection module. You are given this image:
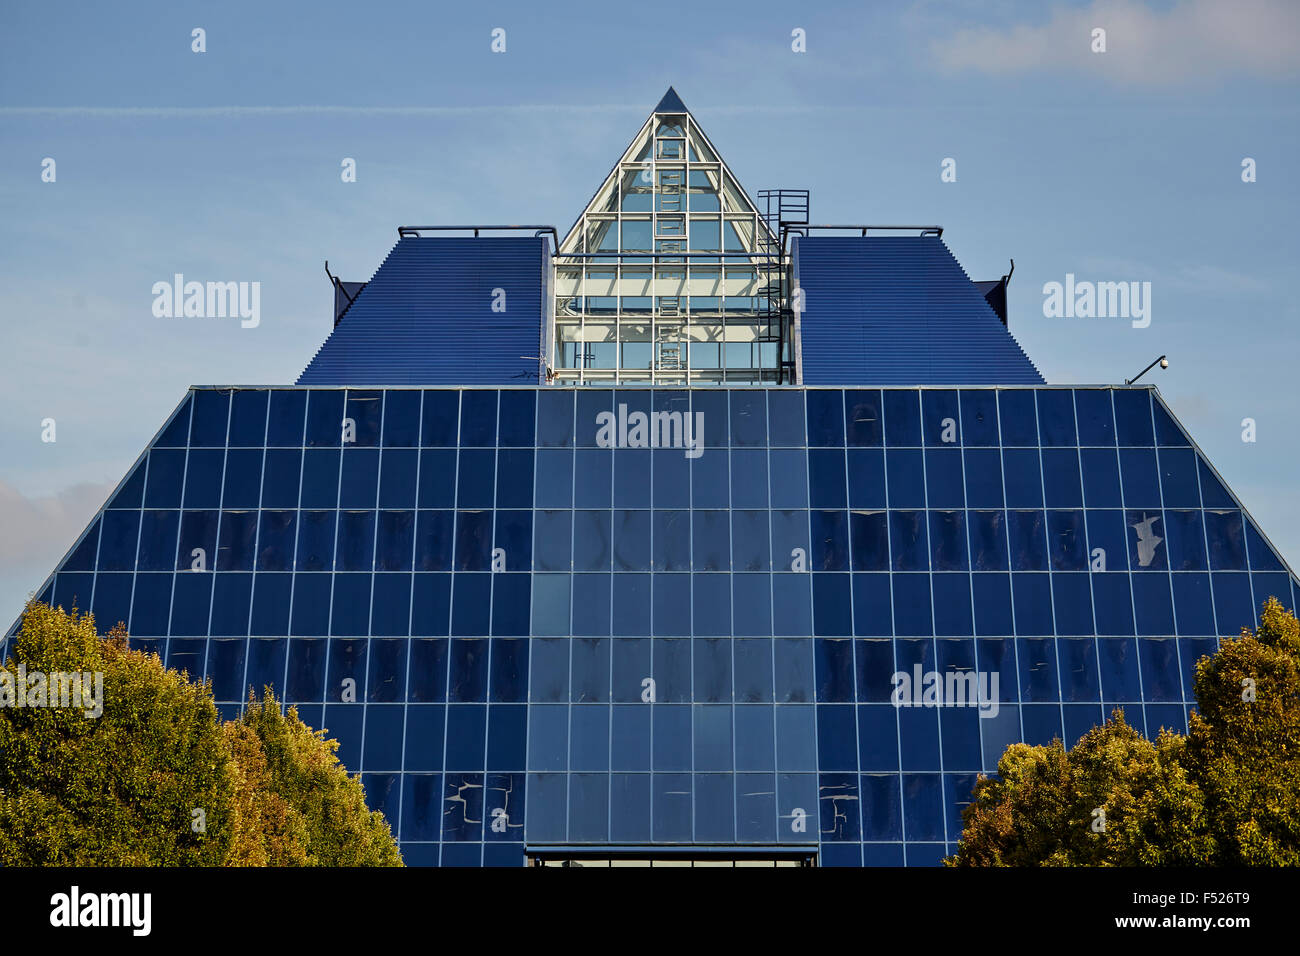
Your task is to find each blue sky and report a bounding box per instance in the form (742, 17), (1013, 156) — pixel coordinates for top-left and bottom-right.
(1, 0), (1297, 619)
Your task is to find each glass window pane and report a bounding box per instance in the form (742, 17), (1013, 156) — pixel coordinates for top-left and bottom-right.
(1205, 510), (1246, 570)
(889, 511), (927, 571)
(884, 390), (921, 446)
(929, 510), (967, 571)
(997, 390), (1037, 446)
(1036, 390), (1077, 446)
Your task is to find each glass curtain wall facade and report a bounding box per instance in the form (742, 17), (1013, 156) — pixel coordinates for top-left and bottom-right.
(553, 109), (782, 385)
(12, 384), (1298, 866)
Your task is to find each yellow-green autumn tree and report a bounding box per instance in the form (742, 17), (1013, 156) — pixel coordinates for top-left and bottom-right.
(0, 603), (400, 866)
(231, 689), (402, 866)
(1183, 596), (1300, 865)
(950, 597), (1300, 866)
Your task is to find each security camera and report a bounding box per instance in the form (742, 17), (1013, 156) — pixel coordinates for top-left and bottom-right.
(1159, 357), (1169, 369)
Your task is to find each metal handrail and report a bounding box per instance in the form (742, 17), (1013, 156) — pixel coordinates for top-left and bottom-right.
(552, 252), (773, 260)
(778, 224), (943, 255)
(787, 224), (943, 237)
(398, 224), (560, 251)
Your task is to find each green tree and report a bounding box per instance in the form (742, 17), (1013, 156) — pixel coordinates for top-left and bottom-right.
(0, 603), (234, 865)
(1183, 597), (1300, 865)
(222, 715), (312, 866)
(949, 597), (1300, 866)
(0, 603), (401, 866)
(232, 689), (402, 867)
(949, 713), (1211, 866)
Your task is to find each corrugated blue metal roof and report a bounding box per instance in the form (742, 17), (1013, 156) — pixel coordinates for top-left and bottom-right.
(299, 236), (547, 385)
(794, 235), (1043, 385)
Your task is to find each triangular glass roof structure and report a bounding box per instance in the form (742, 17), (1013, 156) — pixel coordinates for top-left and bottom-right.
(558, 87), (777, 258)
(654, 85), (689, 114)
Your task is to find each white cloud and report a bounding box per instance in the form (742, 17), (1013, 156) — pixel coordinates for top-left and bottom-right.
(1069, 255), (1274, 295)
(932, 0), (1300, 85)
(0, 479), (112, 593)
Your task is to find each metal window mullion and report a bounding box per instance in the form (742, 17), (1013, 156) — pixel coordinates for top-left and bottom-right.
(256, 392), (305, 712)
(1147, 392), (1185, 724)
(1107, 392), (1134, 726)
(437, 390), (464, 864)
(726, 389), (740, 848)
(688, 393), (697, 845)
(525, 391), (540, 846)
(1074, 390), (1118, 723)
(914, 393), (949, 850)
(479, 389), (501, 866)
(993, 389), (1030, 775)
(319, 395), (346, 721)
(606, 388), (616, 843)
(765, 397), (779, 844)
(164, 394), (199, 671)
(840, 390), (864, 861)
(201, 391), (234, 694)
(1029, 390), (1070, 742)
(564, 392), (577, 845)
(879, 390), (908, 864)
(356, 391), (387, 784)
(395, 389), (427, 847)
(958, 391), (1020, 773)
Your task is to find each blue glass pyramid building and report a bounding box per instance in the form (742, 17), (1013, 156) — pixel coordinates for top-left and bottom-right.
(9, 89), (1299, 867)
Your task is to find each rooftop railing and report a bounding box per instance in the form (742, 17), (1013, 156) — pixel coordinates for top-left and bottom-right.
(397, 224), (560, 250)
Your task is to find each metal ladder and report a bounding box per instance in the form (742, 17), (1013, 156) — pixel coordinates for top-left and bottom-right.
(655, 303), (685, 371)
(657, 169), (683, 212)
(757, 189), (810, 384)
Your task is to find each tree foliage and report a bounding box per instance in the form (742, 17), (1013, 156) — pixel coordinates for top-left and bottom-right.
(950, 597), (1300, 866)
(1183, 596), (1300, 865)
(0, 603), (401, 866)
(230, 690), (403, 867)
(0, 603), (233, 865)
